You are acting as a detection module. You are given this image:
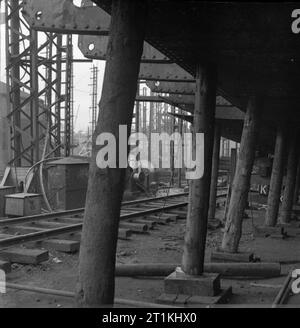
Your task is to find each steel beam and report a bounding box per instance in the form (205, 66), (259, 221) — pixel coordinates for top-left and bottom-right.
(159, 95), (244, 119)
(135, 94), (244, 121)
(22, 0), (173, 64)
(78, 35), (173, 64)
(22, 0), (110, 35)
(138, 63), (194, 82)
(146, 81), (196, 95)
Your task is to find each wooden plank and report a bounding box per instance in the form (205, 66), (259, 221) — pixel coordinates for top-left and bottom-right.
(0, 248), (49, 264)
(41, 239), (80, 253)
(131, 219), (156, 229)
(119, 222), (148, 233)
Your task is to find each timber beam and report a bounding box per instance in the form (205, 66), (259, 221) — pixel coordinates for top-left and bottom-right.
(221, 95), (263, 253)
(279, 128), (299, 224)
(265, 126), (286, 227)
(77, 0), (148, 307)
(208, 124), (221, 220)
(181, 62), (217, 275)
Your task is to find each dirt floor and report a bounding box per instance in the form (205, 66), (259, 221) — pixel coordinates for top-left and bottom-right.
(0, 191), (300, 308)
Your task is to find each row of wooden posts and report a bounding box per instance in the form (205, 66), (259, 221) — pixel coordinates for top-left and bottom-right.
(76, 0), (300, 306)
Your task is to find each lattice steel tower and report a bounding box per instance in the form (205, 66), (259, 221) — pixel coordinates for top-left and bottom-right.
(5, 0), (74, 165)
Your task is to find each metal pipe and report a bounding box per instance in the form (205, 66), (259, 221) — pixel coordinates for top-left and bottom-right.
(115, 263), (281, 278)
(5, 283), (177, 308)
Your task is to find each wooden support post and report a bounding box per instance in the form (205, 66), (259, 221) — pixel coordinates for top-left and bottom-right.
(293, 155), (300, 205)
(223, 148), (237, 222)
(170, 106), (176, 186)
(147, 91), (154, 190)
(221, 95), (262, 253)
(135, 83), (140, 133)
(208, 124), (221, 219)
(77, 0), (147, 307)
(178, 108), (183, 188)
(279, 129), (298, 224)
(181, 63), (217, 275)
(230, 148), (237, 185)
(265, 127), (286, 226)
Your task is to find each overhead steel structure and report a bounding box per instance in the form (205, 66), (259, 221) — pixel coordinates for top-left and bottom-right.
(18, 0), (300, 307)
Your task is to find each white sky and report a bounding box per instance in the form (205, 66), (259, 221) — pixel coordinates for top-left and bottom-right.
(72, 36), (105, 132)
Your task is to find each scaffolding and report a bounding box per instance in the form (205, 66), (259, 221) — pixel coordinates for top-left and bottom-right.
(89, 65), (98, 134)
(5, 0), (74, 165)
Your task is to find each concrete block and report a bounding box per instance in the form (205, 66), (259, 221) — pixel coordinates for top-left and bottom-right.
(0, 186), (16, 217)
(42, 239), (80, 253)
(157, 288), (232, 306)
(118, 228), (132, 239)
(0, 247), (49, 264)
(119, 222), (148, 233)
(164, 271), (221, 297)
(5, 193), (41, 217)
(131, 219), (156, 229)
(0, 260), (11, 273)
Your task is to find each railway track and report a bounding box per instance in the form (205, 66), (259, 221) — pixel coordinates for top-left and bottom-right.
(0, 189), (227, 259)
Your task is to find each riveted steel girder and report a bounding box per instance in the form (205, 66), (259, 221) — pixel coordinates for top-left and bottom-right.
(78, 34), (173, 64)
(146, 81), (196, 95)
(22, 0), (110, 35)
(22, 0), (173, 64)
